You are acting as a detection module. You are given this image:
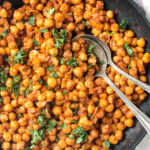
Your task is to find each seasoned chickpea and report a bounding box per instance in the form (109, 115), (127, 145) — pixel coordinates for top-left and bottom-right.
(53, 106), (62, 116)
(125, 119), (134, 127)
(47, 77), (57, 88)
(73, 67), (83, 78)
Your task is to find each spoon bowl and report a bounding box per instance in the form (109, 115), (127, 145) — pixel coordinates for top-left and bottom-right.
(72, 34), (150, 135)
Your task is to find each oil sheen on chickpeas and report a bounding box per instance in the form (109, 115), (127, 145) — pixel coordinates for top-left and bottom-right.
(0, 0), (150, 150)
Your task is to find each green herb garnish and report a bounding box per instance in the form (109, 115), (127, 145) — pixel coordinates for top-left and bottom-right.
(38, 79), (44, 84)
(39, 28), (48, 33)
(28, 129), (45, 146)
(11, 76), (21, 97)
(68, 134), (74, 139)
(26, 15), (35, 25)
(52, 29), (67, 48)
(37, 115), (45, 127)
(32, 39), (40, 46)
(104, 140), (110, 150)
(50, 72), (58, 78)
(72, 127), (88, 144)
(29, 79), (33, 88)
(0, 72), (8, 84)
(87, 63), (93, 69)
(98, 60), (106, 66)
(46, 120), (58, 132)
(66, 57), (78, 67)
(41, 109), (46, 115)
(82, 20), (88, 26)
(48, 65), (54, 72)
(73, 107), (79, 115)
(59, 58), (65, 65)
(13, 48), (27, 64)
(71, 120), (78, 124)
(22, 87), (30, 96)
(0, 29), (9, 38)
(87, 44), (95, 54)
(119, 19), (128, 30)
(62, 89), (67, 95)
(0, 96), (2, 103)
(60, 123), (67, 129)
(123, 42), (133, 57)
(47, 7), (55, 15)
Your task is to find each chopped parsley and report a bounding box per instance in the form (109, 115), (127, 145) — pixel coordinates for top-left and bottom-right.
(73, 107), (79, 115)
(41, 109), (46, 115)
(22, 87), (30, 96)
(82, 20), (88, 26)
(68, 134), (74, 139)
(87, 63), (93, 69)
(18, 113), (23, 117)
(104, 140), (110, 150)
(26, 15), (35, 25)
(50, 72), (58, 78)
(32, 39), (40, 46)
(62, 89), (67, 95)
(52, 29), (67, 48)
(123, 42), (133, 57)
(60, 123), (67, 129)
(66, 57), (78, 67)
(13, 48), (27, 64)
(59, 58), (65, 65)
(47, 7), (55, 15)
(0, 29), (9, 38)
(87, 44), (95, 54)
(72, 127), (88, 144)
(0, 72), (8, 84)
(48, 65), (54, 72)
(0, 87), (9, 91)
(38, 79), (44, 84)
(11, 76), (21, 97)
(29, 79), (33, 88)
(28, 129), (45, 146)
(46, 120), (58, 132)
(71, 120), (78, 124)
(119, 19), (128, 30)
(98, 60), (106, 66)
(0, 96), (2, 103)
(37, 115), (45, 127)
(39, 28), (48, 33)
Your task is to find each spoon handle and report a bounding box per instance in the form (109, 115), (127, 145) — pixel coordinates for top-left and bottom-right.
(110, 61), (150, 93)
(102, 73), (150, 135)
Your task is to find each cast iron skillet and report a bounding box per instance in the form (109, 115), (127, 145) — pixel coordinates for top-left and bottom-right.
(0, 0), (150, 150)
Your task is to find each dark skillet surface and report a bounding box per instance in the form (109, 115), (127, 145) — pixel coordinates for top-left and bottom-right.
(103, 0), (150, 150)
(0, 0), (150, 150)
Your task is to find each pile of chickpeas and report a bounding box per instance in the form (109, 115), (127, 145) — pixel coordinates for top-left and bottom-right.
(0, 0), (150, 150)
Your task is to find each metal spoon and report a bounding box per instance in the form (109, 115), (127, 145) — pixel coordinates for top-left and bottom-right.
(74, 34), (150, 93)
(72, 35), (150, 135)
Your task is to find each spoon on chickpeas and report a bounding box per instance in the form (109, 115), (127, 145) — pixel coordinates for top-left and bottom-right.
(72, 34), (150, 135)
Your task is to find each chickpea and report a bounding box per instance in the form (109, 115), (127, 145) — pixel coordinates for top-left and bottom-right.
(58, 140), (67, 149)
(109, 135), (118, 144)
(3, 132), (12, 142)
(115, 130), (123, 141)
(2, 142), (11, 150)
(4, 104), (13, 112)
(72, 42), (80, 51)
(13, 134), (22, 143)
(125, 119), (134, 127)
(71, 0), (81, 5)
(14, 11), (23, 20)
(137, 38), (146, 47)
(66, 80), (75, 90)
(106, 10), (114, 19)
(53, 106), (62, 116)
(88, 104), (95, 114)
(125, 30), (134, 37)
(125, 86), (134, 95)
(22, 133), (30, 141)
(10, 120), (19, 130)
(47, 77), (57, 88)
(0, 8), (7, 17)
(66, 137), (75, 146)
(9, 112), (16, 120)
(73, 67), (83, 78)
(56, 91), (64, 101)
(106, 86), (114, 94)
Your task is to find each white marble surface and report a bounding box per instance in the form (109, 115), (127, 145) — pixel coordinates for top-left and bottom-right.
(133, 0), (150, 149)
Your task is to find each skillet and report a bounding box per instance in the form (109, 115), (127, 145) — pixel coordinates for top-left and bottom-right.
(0, 0), (150, 149)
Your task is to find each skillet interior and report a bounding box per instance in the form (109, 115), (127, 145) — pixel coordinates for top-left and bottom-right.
(0, 0), (150, 150)
(102, 0), (150, 150)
